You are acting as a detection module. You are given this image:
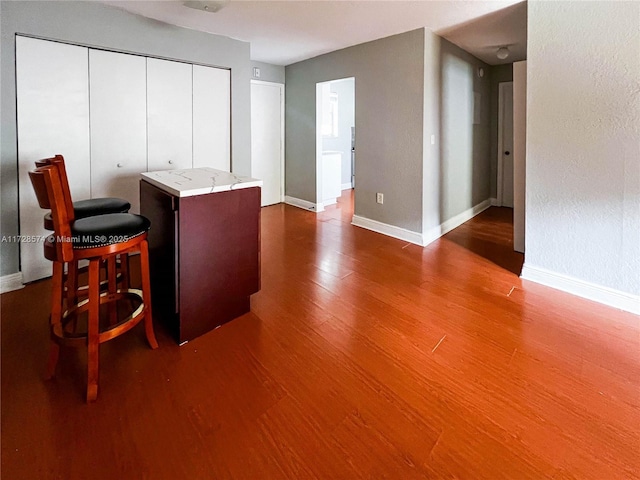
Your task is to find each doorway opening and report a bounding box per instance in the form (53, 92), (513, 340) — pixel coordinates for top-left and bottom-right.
(315, 77), (355, 214)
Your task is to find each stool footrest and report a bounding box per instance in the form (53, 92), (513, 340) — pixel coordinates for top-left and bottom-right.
(52, 289), (146, 347)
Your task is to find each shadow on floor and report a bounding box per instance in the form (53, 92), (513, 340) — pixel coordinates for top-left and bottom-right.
(443, 207), (524, 276)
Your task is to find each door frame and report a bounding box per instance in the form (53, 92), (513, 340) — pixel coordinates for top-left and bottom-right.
(315, 77), (356, 212)
(251, 79), (285, 204)
(315, 81), (327, 212)
(497, 81), (513, 207)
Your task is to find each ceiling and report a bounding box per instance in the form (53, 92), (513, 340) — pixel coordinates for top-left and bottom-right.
(102, 0), (527, 66)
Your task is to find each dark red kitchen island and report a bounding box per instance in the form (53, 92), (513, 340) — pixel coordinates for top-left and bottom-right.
(140, 167), (262, 344)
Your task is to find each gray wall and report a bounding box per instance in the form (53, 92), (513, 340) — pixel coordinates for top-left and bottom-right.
(489, 64), (513, 198)
(322, 78), (355, 185)
(286, 29), (426, 232)
(286, 28), (493, 236)
(251, 61), (285, 84)
(526, 1), (639, 296)
(422, 30), (493, 233)
(439, 37), (492, 222)
(0, 1), (251, 277)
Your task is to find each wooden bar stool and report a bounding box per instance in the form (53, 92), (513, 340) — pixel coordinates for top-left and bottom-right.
(29, 164), (158, 402)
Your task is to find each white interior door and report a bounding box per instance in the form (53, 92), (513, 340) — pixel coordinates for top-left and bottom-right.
(193, 65), (230, 171)
(498, 82), (514, 208)
(251, 81), (284, 206)
(147, 58), (193, 171)
(16, 36), (91, 282)
(89, 50), (147, 214)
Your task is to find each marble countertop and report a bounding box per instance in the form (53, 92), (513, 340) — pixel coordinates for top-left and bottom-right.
(141, 168), (263, 198)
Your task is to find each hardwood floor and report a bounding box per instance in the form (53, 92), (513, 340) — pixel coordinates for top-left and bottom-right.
(2, 190), (639, 479)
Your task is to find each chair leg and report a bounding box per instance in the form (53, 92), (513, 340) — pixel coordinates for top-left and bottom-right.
(45, 261), (64, 380)
(139, 240), (158, 349)
(67, 261), (79, 333)
(66, 260), (78, 303)
(119, 253), (129, 290)
(86, 259), (100, 403)
(107, 256), (118, 326)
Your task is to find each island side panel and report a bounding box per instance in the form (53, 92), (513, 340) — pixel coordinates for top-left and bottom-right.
(178, 187), (261, 342)
(140, 180), (179, 340)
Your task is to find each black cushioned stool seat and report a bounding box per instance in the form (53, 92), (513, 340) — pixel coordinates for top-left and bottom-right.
(44, 198), (131, 231)
(71, 213), (150, 249)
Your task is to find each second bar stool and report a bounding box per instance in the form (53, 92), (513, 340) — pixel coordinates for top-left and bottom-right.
(36, 155), (131, 229)
(37, 154), (132, 298)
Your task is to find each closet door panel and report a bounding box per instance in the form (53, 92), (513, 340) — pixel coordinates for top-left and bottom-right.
(147, 58), (193, 171)
(192, 65), (231, 171)
(89, 50), (147, 214)
(16, 36), (91, 282)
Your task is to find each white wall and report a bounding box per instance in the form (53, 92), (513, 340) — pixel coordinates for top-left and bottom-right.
(513, 61), (526, 253)
(524, 1), (640, 307)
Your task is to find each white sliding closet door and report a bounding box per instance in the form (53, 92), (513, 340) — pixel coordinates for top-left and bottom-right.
(193, 65), (231, 171)
(16, 36), (91, 282)
(147, 58), (193, 171)
(89, 50), (147, 214)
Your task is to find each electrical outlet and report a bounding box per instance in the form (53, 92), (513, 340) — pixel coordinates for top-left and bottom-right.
(376, 192), (384, 204)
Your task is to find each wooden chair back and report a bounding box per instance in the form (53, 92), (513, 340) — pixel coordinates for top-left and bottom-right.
(28, 165), (75, 262)
(34, 155), (75, 224)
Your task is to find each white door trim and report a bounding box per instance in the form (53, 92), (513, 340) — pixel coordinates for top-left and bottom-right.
(315, 82), (325, 210)
(512, 61), (527, 253)
(251, 79), (285, 203)
(497, 81), (513, 207)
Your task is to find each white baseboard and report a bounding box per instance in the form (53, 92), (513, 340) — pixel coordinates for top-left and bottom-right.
(284, 196), (324, 213)
(0, 273), (24, 294)
(490, 197), (499, 206)
(351, 215), (424, 246)
(341, 182), (353, 191)
(521, 264), (640, 315)
(422, 198), (493, 247)
(352, 198), (495, 247)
